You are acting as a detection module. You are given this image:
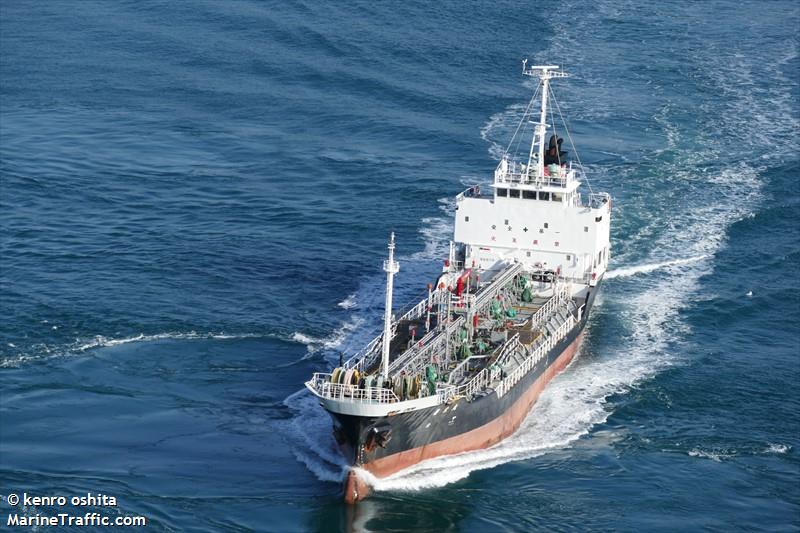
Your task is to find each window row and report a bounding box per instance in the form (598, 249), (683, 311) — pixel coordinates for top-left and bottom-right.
(496, 188), (563, 202)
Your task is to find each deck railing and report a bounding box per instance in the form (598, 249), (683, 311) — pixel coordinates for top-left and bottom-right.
(455, 185), (492, 202)
(342, 334), (384, 371)
(529, 283), (570, 328)
(493, 333), (522, 368)
(589, 192), (611, 209)
(495, 313), (576, 397)
(493, 160), (575, 187)
(309, 311), (577, 407)
(390, 316), (466, 376)
(306, 373), (400, 404)
(474, 262), (523, 309)
(326, 269), (579, 407)
(447, 353), (493, 386)
(342, 289), (450, 372)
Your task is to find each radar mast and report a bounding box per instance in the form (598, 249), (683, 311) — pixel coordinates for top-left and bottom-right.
(521, 61), (569, 181)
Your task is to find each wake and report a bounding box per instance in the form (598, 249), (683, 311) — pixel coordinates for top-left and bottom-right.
(605, 255), (708, 279)
(0, 330), (267, 369)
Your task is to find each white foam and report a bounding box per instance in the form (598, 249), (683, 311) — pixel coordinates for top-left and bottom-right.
(337, 293), (358, 309)
(688, 448), (735, 462)
(74, 331), (258, 352)
(412, 196), (455, 261)
(291, 332), (321, 346)
(282, 389), (348, 483)
(605, 255), (709, 279)
(291, 316), (366, 354)
(480, 103), (532, 161)
(766, 443), (790, 454)
(0, 331), (265, 368)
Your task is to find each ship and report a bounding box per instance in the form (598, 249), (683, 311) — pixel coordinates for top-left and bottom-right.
(305, 63), (612, 503)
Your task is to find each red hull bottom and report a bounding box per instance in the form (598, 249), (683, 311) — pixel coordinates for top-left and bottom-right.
(343, 331), (584, 503)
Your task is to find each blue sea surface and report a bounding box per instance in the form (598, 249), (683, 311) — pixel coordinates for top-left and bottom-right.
(1, 1), (798, 531)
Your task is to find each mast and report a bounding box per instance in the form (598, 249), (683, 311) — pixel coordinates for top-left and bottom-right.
(535, 73), (551, 179)
(381, 232), (400, 378)
(522, 62), (568, 181)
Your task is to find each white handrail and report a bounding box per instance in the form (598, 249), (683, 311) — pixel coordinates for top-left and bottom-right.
(342, 289), (450, 372)
(495, 314), (576, 397)
(306, 373), (400, 404)
(494, 333), (521, 368)
(391, 316), (466, 375)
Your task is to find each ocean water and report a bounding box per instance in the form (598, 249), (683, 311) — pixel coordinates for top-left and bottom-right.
(1, 1), (798, 531)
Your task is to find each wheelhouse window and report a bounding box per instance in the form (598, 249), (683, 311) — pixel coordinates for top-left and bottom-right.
(539, 191), (550, 201)
(497, 188), (508, 197)
(551, 193), (563, 202)
(523, 190), (537, 200)
(510, 189), (520, 198)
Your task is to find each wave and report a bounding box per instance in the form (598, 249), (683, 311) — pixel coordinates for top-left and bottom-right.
(412, 196), (455, 261)
(687, 443), (792, 462)
(688, 448), (736, 462)
(283, 389), (349, 482)
(0, 331), (267, 369)
(74, 331), (261, 352)
(605, 255), (709, 279)
(291, 332), (322, 346)
(337, 293), (358, 310)
(765, 443), (791, 455)
(480, 103), (531, 161)
(291, 315), (365, 355)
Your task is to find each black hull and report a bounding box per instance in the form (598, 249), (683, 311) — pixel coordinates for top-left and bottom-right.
(330, 285), (599, 501)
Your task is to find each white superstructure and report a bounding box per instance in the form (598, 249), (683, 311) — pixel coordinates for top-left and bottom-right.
(452, 64), (610, 285)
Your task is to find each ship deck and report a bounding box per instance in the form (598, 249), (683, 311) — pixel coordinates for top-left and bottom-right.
(306, 262), (586, 411)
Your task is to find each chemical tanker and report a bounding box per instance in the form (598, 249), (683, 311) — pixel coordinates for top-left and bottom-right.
(305, 63), (611, 503)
